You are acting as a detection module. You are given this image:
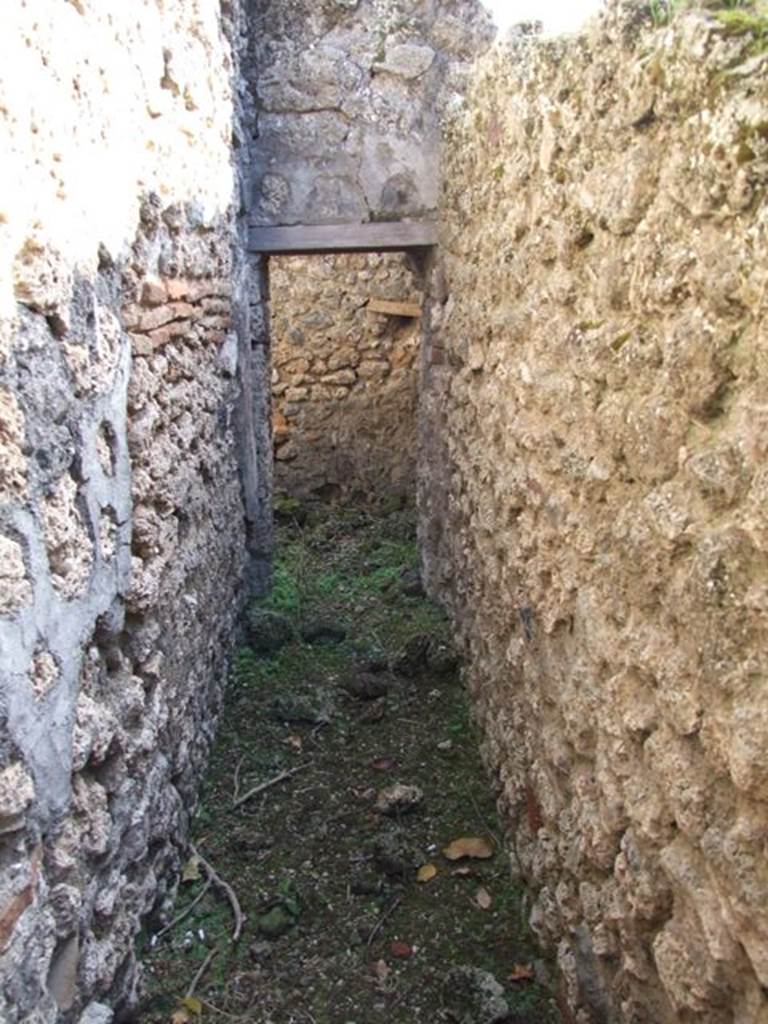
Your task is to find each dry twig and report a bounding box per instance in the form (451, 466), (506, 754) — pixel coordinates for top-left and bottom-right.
(186, 947), (218, 1000)
(154, 877), (213, 942)
(365, 893), (404, 954)
(232, 755), (245, 803)
(200, 998), (241, 1019)
(232, 761), (311, 810)
(190, 844), (245, 943)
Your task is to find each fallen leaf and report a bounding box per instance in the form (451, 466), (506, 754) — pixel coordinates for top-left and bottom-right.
(442, 837), (494, 861)
(182, 996), (203, 1015)
(285, 734), (303, 753)
(475, 886), (492, 910)
(509, 963), (535, 983)
(390, 940), (413, 959)
(417, 863), (438, 883)
(372, 757), (394, 771)
(452, 866), (474, 877)
(181, 856), (201, 883)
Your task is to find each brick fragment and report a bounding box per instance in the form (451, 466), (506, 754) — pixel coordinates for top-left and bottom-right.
(139, 276), (168, 307)
(148, 319), (192, 349)
(138, 302), (196, 333)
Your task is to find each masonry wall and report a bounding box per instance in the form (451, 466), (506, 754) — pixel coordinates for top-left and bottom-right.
(420, 7), (768, 1022)
(0, 4), (251, 1021)
(248, 0), (495, 227)
(270, 253), (422, 502)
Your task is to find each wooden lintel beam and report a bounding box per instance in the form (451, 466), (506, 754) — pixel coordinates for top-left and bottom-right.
(248, 221), (437, 255)
(367, 299), (423, 318)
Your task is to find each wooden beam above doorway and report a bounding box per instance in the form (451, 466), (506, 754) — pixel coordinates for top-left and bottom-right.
(367, 299), (423, 318)
(248, 221), (437, 255)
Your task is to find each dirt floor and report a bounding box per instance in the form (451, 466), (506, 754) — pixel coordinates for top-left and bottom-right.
(136, 501), (559, 1024)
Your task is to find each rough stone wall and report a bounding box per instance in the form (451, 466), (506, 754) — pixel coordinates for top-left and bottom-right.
(0, 4), (250, 1021)
(248, 0), (495, 227)
(270, 252), (422, 501)
(420, 7), (768, 1022)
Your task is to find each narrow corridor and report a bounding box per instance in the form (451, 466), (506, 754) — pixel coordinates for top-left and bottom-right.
(137, 501), (556, 1024)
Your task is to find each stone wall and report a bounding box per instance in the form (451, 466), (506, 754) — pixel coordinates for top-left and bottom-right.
(420, 6), (768, 1022)
(248, 0), (494, 227)
(0, 4), (251, 1021)
(270, 252), (422, 501)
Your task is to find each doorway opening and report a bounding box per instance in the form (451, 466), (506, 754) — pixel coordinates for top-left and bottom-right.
(248, 219), (435, 520)
(269, 250), (423, 507)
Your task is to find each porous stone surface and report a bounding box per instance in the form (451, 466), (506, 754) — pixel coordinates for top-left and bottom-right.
(0, 2), (251, 1021)
(270, 253), (422, 500)
(420, 6), (768, 1023)
(248, 0), (494, 226)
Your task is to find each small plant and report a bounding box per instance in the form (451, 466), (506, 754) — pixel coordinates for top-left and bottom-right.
(232, 645), (260, 688)
(263, 559), (301, 614)
(649, 0), (752, 26)
(715, 2), (768, 49)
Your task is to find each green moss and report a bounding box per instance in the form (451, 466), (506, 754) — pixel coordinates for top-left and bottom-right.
(649, 0), (761, 28)
(261, 561), (302, 614)
(736, 140), (757, 162)
(273, 491), (305, 523)
(715, 5), (768, 41)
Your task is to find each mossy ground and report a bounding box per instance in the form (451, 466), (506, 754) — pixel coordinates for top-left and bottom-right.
(136, 502), (557, 1024)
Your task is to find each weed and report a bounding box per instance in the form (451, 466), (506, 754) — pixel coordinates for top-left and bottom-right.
(232, 645), (260, 688)
(263, 561), (302, 615)
(715, 3), (768, 49)
(649, 0), (754, 26)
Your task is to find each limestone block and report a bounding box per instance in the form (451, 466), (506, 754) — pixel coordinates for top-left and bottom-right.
(258, 46), (364, 113)
(302, 173), (368, 225)
(327, 347), (360, 371)
(28, 652), (59, 702)
(77, 1004), (113, 1024)
(258, 111), (352, 159)
(12, 239), (74, 316)
(653, 921), (727, 1016)
(375, 42), (435, 80)
(42, 475), (94, 598)
(0, 764), (35, 820)
(72, 777), (111, 859)
(321, 369), (356, 386)
(0, 534), (32, 616)
(357, 359), (389, 380)
(0, 389), (28, 498)
(139, 277), (168, 308)
(360, 132), (439, 216)
(72, 694), (118, 773)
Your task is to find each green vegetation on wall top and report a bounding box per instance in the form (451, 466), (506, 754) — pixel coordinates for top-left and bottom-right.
(648, 0), (766, 27)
